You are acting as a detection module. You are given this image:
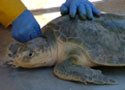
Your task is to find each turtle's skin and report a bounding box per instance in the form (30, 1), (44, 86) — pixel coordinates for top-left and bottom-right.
(8, 13), (125, 85)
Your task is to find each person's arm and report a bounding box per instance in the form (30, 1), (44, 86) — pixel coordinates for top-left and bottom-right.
(0, 0), (42, 43)
(0, 0), (26, 27)
(60, 0), (100, 20)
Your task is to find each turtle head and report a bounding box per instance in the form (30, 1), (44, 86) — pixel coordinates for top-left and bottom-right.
(8, 36), (56, 68)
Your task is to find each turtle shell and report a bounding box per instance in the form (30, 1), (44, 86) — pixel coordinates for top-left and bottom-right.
(42, 13), (125, 66)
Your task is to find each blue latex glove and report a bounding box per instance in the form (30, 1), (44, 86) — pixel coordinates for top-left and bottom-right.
(12, 10), (42, 43)
(60, 0), (100, 20)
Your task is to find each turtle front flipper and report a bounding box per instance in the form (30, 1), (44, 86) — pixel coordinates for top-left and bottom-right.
(54, 57), (116, 85)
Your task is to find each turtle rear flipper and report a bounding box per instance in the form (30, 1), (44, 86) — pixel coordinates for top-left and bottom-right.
(54, 57), (117, 85)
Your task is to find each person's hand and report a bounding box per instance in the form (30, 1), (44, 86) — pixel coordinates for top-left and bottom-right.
(12, 10), (42, 43)
(60, 0), (100, 20)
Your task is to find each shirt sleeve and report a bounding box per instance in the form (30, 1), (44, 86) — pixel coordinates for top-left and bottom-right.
(0, 0), (26, 27)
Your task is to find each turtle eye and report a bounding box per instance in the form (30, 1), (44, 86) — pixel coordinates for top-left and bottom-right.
(29, 51), (33, 56)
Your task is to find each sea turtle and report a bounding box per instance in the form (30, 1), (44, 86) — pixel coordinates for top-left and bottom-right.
(8, 13), (125, 85)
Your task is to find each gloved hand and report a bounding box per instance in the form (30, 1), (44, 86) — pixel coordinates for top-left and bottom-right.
(60, 0), (100, 20)
(12, 10), (42, 43)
